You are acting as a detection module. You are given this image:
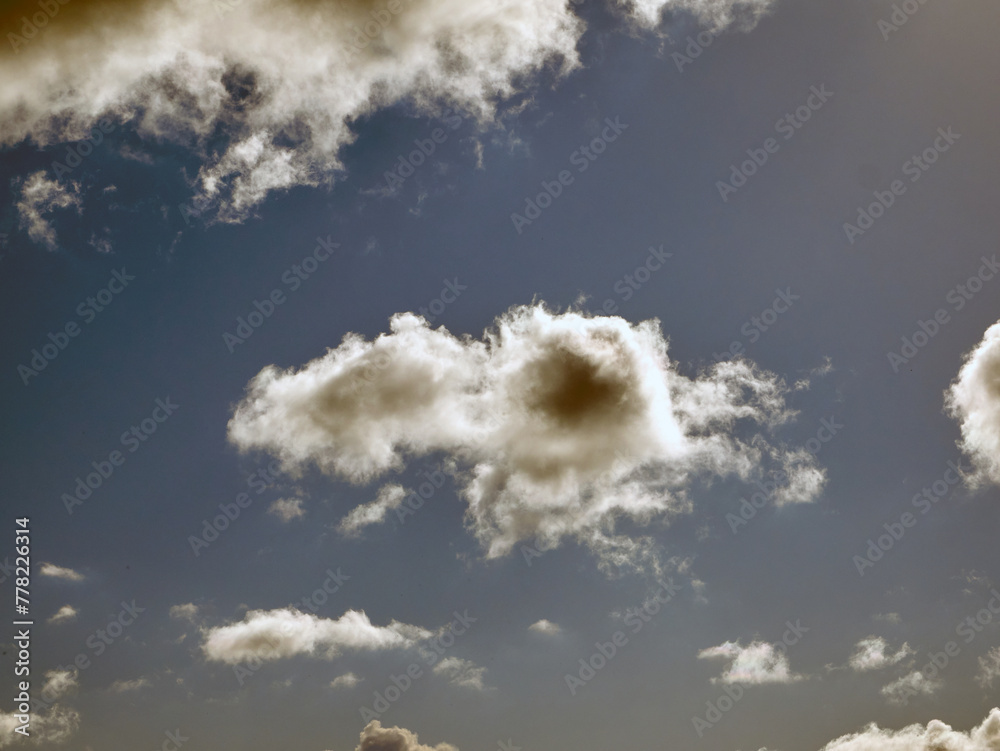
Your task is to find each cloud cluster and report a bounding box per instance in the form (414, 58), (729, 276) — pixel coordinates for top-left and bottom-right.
(14, 171), (81, 249)
(946, 320), (1000, 486)
(848, 636), (912, 672)
(803, 708), (1000, 751)
(0, 706), (80, 746)
(698, 640), (803, 684)
(0, 670), (80, 746)
(229, 305), (824, 571)
(201, 608), (431, 665)
(0, 0), (775, 222)
(353, 720), (457, 751)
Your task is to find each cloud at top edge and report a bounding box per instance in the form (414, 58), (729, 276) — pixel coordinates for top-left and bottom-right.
(0, 0), (777, 222)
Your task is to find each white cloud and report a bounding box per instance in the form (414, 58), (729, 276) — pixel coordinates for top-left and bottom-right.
(39, 563), (84, 581)
(873, 613), (901, 625)
(848, 636), (913, 672)
(432, 657), (487, 690)
(528, 619), (561, 635)
(268, 497), (306, 522)
(14, 171), (81, 250)
(946, 320), (1000, 486)
(785, 707), (1000, 751)
(109, 677), (151, 693)
(338, 484), (409, 537)
(330, 672), (362, 689)
(47, 605), (78, 625)
(201, 608), (431, 665)
(977, 647), (1000, 689)
(880, 670), (941, 705)
(0, 706), (80, 746)
(42, 669), (78, 700)
(0, 671), (81, 746)
(170, 603), (200, 621)
(698, 640), (803, 685)
(0, 0), (775, 223)
(620, 0), (774, 31)
(351, 720), (457, 751)
(228, 304), (824, 572)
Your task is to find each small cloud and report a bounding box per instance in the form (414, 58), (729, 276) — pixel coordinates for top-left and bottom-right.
(42, 669), (78, 700)
(873, 612), (901, 625)
(945, 320), (1000, 486)
(337, 484), (409, 538)
(15, 171), (82, 250)
(201, 608), (431, 665)
(432, 657), (487, 690)
(47, 605), (78, 625)
(848, 636), (912, 672)
(169, 603), (199, 621)
(698, 640), (803, 685)
(109, 677), (150, 693)
(330, 672), (361, 689)
(119, 145), (154, 164)
(88, 230), (113, 254)
(976, 646), (1000, 689)
(811, 357), (834, 376)
(353, 720), (457, 751)
(268, 497), (306, 522)
(39, 563), (84, 582)
(880, 670), (941, 705)
(528, 619), (561, 635)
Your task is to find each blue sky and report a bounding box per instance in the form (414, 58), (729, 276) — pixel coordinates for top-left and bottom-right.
(2, 1), (1000, 750)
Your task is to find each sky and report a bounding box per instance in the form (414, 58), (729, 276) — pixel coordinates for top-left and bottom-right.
(1, 0), (1000, 749)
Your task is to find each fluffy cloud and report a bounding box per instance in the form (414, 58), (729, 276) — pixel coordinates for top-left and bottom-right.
(14, 171), (81, 249)
(946, 320), (1000, 486)
(39, 562), (84, 581)
(201, 608), (431, 664)
(47, 604), (78, 625)
(268, 497), (306, 522)
(793, 707), (1000, 751)
(698, 640), (803, 685)
(848, 636), (913, 672)
(229, 305), (824, 571)
(880, 670), (941, 705)
(353, 720), (457, 751)
(0, 0), (775, 222)
(338, 484), (409, 537)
